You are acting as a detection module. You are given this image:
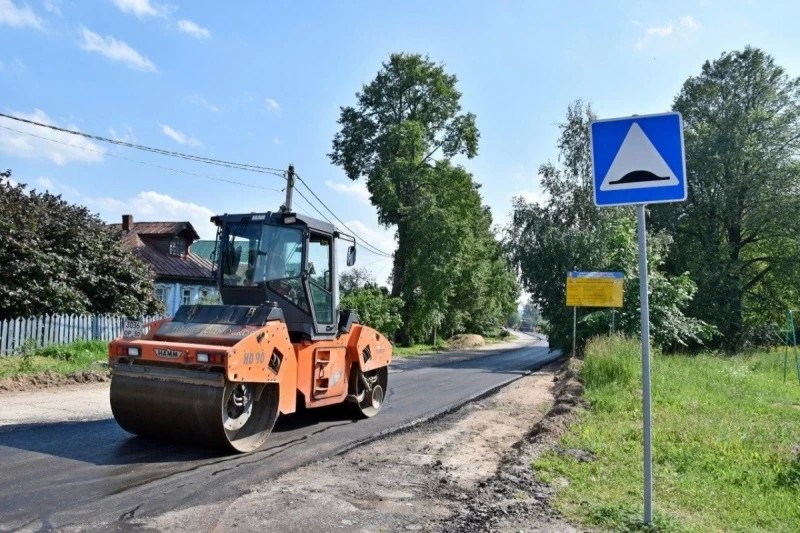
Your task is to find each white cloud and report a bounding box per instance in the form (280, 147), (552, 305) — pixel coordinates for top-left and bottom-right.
(265, 98), (280, 113)
(343, 220), (396, 256)
(177, 19), (209, 39)
(128, 191), (217, 238)
(0, 108), (105, 165)
(43, 0), (61, 16)
(37, 179), (218, 240)
(160, 124), (204, 148)
(272, 136), (281, 145)
(0, 171), (16, 186)
(36, 176), (55, 190)
(514, 189), (548, 206)
(108, 127), (135, 143)
(187, 92), (221, 113)
(325, 179), (371, 205)
(79, 26), (158, 72)
(112, 0), (170, 18)
(679, 16), (701, 31)
(0, 0), (44, 29)
(636, 16), (701, 49)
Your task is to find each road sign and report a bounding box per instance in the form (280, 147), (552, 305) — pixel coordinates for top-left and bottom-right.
(589, 111), (687, 525)
(590, 112), (686, 207)
(566, 272), (623, 307)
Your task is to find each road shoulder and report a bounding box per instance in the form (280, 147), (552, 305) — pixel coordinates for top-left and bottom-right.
(135, 357), (583, 533)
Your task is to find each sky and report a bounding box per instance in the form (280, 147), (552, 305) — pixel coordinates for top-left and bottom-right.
(2, 0), (799, 287)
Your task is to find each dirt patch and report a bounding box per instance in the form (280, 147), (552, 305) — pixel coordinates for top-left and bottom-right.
(447, 334), (485, 349)
(0, 368), (110, 393)
(139, 357), (586, 533)
(442, 357), (588, 532)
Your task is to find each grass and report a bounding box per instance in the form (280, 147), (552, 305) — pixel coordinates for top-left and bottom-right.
(392, 340), (450, 357)
(393, 329), (518, 357)
(534, 335), (800, 532)
(0, 340), (109, 378)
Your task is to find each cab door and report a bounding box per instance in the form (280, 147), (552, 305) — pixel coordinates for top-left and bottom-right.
(306, 232), (336, 335)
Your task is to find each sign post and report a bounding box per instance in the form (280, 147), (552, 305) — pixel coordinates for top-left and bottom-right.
(590, 111), (686, 524)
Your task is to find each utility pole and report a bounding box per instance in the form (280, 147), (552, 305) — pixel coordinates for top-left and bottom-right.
(281, 164), (295, 213)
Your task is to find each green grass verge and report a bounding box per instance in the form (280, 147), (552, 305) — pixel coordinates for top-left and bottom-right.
(393, 330), (518, 357)
(392, 341), (450, 357)
(0, 340), (108, 378)
(534, 335), (800, 532)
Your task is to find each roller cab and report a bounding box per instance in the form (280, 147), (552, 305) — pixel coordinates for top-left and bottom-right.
(109, 210), (392, 453)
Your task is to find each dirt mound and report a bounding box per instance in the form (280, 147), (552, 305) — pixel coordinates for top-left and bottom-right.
(0, 368), (111, 393)
(448, 334), (486, 349)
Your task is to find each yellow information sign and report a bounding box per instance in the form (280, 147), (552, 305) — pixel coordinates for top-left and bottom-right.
(566, 271), (624, 308)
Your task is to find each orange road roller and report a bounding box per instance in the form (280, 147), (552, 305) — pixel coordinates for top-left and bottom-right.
(109, 209), (392, 453)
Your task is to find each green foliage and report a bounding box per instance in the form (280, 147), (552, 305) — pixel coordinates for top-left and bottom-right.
(653, 46), (800, 349)
(330, 53), (519, 344)
(0, 182), (164, 319)
(535, 337), (800, 532)
(340, 287), (403, 338)
(505, 102), (713, 353)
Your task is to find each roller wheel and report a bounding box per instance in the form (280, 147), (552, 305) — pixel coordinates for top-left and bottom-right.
(351, 366), (388, 418)
(110, 370), (279, 453)
(221, 382), (280, 452)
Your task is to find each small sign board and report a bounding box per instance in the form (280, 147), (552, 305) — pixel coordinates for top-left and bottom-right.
(122, 318), (143, 339)
(566, 271), (624, 308)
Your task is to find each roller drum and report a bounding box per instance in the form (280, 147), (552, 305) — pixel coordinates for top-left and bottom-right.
(110, 365), (279, 453)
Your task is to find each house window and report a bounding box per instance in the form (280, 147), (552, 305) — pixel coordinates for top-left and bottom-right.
(182, 288), (192, 305)
(169, 236), (185, 256)
(155, 286), (169, 306)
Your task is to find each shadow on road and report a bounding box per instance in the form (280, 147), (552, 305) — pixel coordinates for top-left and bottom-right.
(0, 405), (367, 466)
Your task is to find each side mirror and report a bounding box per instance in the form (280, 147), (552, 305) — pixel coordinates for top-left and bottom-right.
(307, 262), (316, 275)
(346, 245), (357, 266)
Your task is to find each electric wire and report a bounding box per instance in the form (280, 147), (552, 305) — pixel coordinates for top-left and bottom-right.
(0, 125), (285, 193)
(0, 112), (286, 176)
(1, 112), (393, 257)
(294, 173), (393, 257)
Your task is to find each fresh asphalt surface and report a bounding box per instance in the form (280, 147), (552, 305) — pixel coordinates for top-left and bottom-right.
(0, 335), (557, 530)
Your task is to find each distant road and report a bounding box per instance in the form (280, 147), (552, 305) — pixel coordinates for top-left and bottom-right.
(0, 334), (558, 530)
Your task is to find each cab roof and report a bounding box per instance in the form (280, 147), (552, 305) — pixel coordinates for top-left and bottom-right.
(211, 211), (337, 235)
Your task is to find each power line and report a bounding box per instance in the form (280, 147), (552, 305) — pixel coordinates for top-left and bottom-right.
(1, 111), (393, 257)
(0, 125), (285, 193)
(0, 111), (286, 177)
(294, 173), (393, 258)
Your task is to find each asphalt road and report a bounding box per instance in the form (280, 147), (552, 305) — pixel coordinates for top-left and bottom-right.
(0, 336), (557, 531)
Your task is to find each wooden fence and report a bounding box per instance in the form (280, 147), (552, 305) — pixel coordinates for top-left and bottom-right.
(0, 314), (161, 356)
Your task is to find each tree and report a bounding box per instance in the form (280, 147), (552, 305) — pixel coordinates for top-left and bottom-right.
(339, 267), (377, 295)
(0, 181), (164, 318)
(329, 53), (479, 342)
(654, 47), (800, 349)
(506, 102), (713, 352)
(340, 288), (403, 339)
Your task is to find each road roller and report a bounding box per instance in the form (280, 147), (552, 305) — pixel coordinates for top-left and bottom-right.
(108, 208), (392, 453)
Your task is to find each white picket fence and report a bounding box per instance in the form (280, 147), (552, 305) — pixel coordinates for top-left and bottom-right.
(0, 314), (161, 356)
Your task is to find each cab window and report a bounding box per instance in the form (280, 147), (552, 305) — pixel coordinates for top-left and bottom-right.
(307, 234), (333, 324)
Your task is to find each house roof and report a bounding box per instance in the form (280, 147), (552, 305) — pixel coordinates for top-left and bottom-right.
(112, 221), (213, 282)
(108, 221), (200, 241)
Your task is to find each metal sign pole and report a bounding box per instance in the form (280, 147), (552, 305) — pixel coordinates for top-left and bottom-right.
(637, 204), (653, 524)
(572, 306), (577, 357)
